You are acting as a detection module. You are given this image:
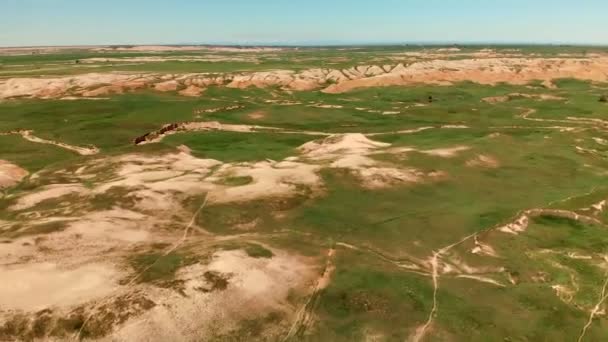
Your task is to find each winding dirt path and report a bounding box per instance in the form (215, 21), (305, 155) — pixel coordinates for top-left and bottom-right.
(412, 231), (480, 342)
(577, 267), (608, 342)
(411, 197), (607, 342)
(335, 242), (428, 276)
(20, 130), (100, 155)
(519, 108), (608, 130)
(1, 130), (100, 155)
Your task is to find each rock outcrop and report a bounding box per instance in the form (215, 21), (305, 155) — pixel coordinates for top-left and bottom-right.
(0, 160), (28, 189)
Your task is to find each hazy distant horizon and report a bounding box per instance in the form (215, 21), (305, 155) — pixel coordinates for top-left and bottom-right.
(2, 41), (608, 49)
(2, 0), (608, 47)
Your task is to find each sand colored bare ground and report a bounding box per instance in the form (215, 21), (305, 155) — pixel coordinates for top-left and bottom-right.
(421, 146), (470, 158)
(297, 133), (464, 188)
(308, 104), (344, 109)
(0, 133), (464, 264)
(60, 96), (110, 101)
(0, 208), (154, 267)
(0, 201), (189, 341)
(67, 209), (151, 244)
(18, 130), (99, 155)
(455, 274), (506, 287)
(592, 200), (607, 212)
(482, 93), (565, 103)
(82, 151), (319, 206)
(81, 84), (127, 97)
(91, 153), (220, 198)
(355, 167), (424, 189)
(498, 209), (603, 235)
(207, 161), (321, 204)
(154, 80), (179, 92)
(0, 147), (342, 340)
(3, 55), (608, 100)
(298, 134), (416, 188)
(466, 154), (500, 168)
(0, 160), (28, 189)
(247, 110), (266, 120)
(183, 121), (259, 133)
(470, 236), (499, 257)
(284, 248), (336, 340)
(108, 249), (317, 341)
(0, 199), (183, 336)
(367, 126), (435, 137)
(440, 254), (505, 276)
(593, 137), (608, 146)
(298, 133), (461, 189)
(0, 72), (153, 99)
(178, 85), (205, 97)
(0, 262), (122, 311)
(9, 183), (87, 210)
(552, 284), (576, 303)
(194, 105), (245, 115)
(5, 133), (470, 217)
(299, 133), (391, 157)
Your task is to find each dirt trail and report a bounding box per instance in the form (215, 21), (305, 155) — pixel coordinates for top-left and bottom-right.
(3, 130), (100, 155)
(519, 108), (576, 125)
(483, 93), (565, 103)
(498, 208), (604, 235)
(336, 242), (427, 275)
(577, 265), (608, 342)
(283, 248), (336, 341)
(411, 197), (608, 342)
(519, 108), (608, 130)
(412, 230), (480, 342)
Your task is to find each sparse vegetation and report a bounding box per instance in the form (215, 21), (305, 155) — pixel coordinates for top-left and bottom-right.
(202, 271), (230, 291)
(244, 244), (274, 258)
(218, 175), (253, 186)
(131, 252), (197, 284)
(3, 221), (68, 239)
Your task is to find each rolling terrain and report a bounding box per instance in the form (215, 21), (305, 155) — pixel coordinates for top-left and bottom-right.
(1, 45), (608, 341)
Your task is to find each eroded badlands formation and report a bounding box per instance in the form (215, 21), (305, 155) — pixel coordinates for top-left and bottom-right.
(2, 56), (608, 100)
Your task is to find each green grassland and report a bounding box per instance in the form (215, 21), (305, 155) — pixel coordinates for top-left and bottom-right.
(1, 47), (608, 341)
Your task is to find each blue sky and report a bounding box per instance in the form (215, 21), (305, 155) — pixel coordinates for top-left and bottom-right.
(1, 0), (607, 47)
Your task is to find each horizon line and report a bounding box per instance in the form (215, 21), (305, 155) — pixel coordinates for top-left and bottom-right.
(2, 41), (608, 49)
